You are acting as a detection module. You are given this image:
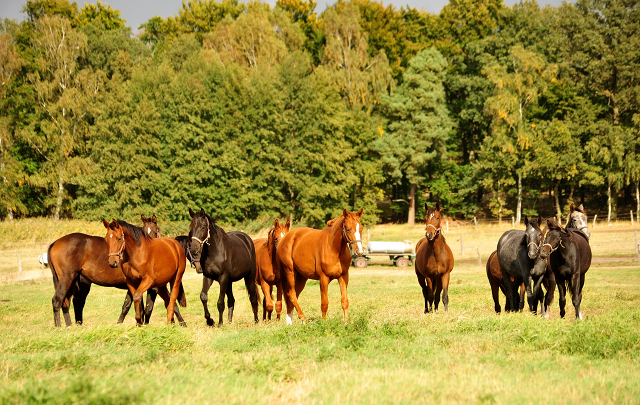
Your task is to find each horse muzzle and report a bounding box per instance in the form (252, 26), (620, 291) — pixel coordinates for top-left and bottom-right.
(194, 261), (203, 274)
(527, 247), (538, 260)
(109, 259), (119, 268)
(426, 233), (434, 241)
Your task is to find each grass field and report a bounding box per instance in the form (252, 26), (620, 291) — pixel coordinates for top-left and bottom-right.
(0, 221), (639, 404)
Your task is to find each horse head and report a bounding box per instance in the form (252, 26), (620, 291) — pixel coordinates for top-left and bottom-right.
(424, 203), (443, 241)
(141, 214), (160, 238)
(269, 219), (290, 251)
(567, 203), (590, 239)
(103, 218), (126, 268)
(342, 208), (364, 256)
(532, 218), (566, 277)
(524, 215), (544, 259)
(188, 208), (210, 273)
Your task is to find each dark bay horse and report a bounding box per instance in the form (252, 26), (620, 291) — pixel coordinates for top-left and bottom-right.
(187, 208), (259, 326)
(415, 203), (454, 313)
(486, 250), (525, 313)
(496, 216), (545, 313)
(47, 215), (182, 327)
(277, 209), (364, 324)
(255, 219), (290, 321)
(104, 219), (187, 326)
(532, 219), (591, 319)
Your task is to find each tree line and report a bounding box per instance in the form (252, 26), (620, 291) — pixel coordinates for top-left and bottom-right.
(0, 0), (639, 227)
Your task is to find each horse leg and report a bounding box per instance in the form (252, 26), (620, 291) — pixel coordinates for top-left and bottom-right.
(73, 279), (91, 325)
(544, 273), (556, 318)
(166, 259), (186, 326)
(557, 278), (567, 318)
(244, 273), (260, 324)
(283, 267), (305, 325)
(200, 276), (215, 326)
(275, 282), (283, 321)
(157, 284), (186, 327)
(266, 285), (273, 320)
(217, 274), (229, 327)
(426, 277), (435, 312)
(500, 284), (510, 312)
(571, 272), (583, 320)
(118, 290), (133, 324)
(338, 273), (350, 323)
(144, 288), (158, 324)
(501, 273), (516, 313)
(519, 282), (526, 311)
(416, 270), (429, 313)
(434, 277), (443, 311)
(260, 277), (273, 320)
(52, 272), (78, 327)
(319, 274), (330, 320)
(132, 276), (154, 326)
(226, 282), (235, 324)
(441, 272), (450, 312)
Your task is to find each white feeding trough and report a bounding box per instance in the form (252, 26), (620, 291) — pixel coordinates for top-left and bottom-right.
(351, 240), (416, 268)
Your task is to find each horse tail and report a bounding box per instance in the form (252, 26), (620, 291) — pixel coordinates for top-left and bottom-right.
(48, 242), (58, 288)
(178, 282), (187, 308)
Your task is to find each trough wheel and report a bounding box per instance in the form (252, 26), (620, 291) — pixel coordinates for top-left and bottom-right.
(354, 257), (368, 268)
(395, 257), (409, 268)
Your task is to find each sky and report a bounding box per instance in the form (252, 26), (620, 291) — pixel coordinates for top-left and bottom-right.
(1, 0), (572, 34)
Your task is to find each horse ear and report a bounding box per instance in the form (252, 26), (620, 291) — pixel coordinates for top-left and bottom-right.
(151, 215), (157, 223)
(578, 204), (584, 212)
(141, 214), (147, 222)
(425, 203), (429, 212)
(200, 208), (205, 215)
(356, 208), (363, 218)
(537, 215), (542, 225)
(435, 202), (440, 211)
(570, 203), (575, 213)
(189, 208), (195, 218)
(109, 218), (119, 230)
(274, 219), (279, 228)
(285, 219), (291, 230)
(524, 215), (529, 226)
(102, 219), (110, 229)
(546, 218), (554, 227)
(343, 209), (348, 218)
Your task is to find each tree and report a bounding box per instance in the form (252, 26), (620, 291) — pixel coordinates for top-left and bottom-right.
(483, 44), (557, 225)
(25, 15), (101, 219)
(375, 47), (452, 225)
(321, 2), (392, 113)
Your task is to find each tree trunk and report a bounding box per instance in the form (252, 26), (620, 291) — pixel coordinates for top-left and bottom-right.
(54, 163), (64, 221)
(554, 179), (561, 223)
(636, 180), (639, 223)
(498, 187), (503, 226)
(516, 174), (522, 225)
(607, 178), (611, 225)
(408, 183), (416, 226)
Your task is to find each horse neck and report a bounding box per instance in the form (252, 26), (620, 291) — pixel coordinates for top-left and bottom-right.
(423, 235), (446, 258)
(327, 216), (347, 254)
(123, 230), (145, 263)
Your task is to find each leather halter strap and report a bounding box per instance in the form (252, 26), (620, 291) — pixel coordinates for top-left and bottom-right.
(426, 223), (441, 238)
(342, 218), (361, 246)
(191, 218), (211, 247)
(108, 233), (126, 259)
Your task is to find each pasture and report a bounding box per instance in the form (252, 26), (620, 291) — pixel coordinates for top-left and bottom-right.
(1, 220), (639, 404)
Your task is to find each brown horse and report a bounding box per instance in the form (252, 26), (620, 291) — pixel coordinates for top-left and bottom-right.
(48, 215), (182, 327)
(254, 219), (290, 321)
(415, 203), (454, 313)
(277, 209), (364, 324)
(486, 250), (525, 313)
(103, 219), (187, 326)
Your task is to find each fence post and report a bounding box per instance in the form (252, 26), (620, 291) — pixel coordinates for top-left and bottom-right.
(476, 247), (481, 267)
(511, 216), (514, 228)
(460, 236), (464, 256)
(631, 211), (634, 226)
(635, 231), (640, 262)
(16, 253), (22, 280)
(474, 217), (477, 230)
(446, 221), (449, 233)
(593, 214), (597, 229)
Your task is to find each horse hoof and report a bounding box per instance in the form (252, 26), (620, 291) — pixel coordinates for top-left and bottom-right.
(206, 318), (214, 327)
(180, 322), (187, 327)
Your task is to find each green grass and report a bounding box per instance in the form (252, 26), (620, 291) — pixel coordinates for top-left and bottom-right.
(1, 257), (639, 404)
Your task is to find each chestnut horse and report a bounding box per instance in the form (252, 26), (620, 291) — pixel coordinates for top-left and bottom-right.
(415, 203), (454, 313)
(103, 219), (187, 326)
(48, 215), (182, 327)
(277, 209), (364, 325)
(254, 219), (290, 321)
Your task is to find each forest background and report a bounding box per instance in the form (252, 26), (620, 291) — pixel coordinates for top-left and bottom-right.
(0, 0), (639, 228)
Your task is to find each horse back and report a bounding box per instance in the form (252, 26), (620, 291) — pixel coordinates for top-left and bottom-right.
(496, 229), (529, 279)
(279, 227), (336, 280)
(568, 231), (592, 275)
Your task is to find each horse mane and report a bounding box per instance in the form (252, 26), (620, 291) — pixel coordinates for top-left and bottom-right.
(266, 227), (277, 253)
(573, 205), (586, 215)
(117, 220), (149, 245)
(528, 219), (543, 233)
(205, 213), (225, 239)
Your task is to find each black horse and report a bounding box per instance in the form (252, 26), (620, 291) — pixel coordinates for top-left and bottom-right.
(532, 219), (591, 319)
(496, 216), (550, 314)
(187, 208), (259, 326)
